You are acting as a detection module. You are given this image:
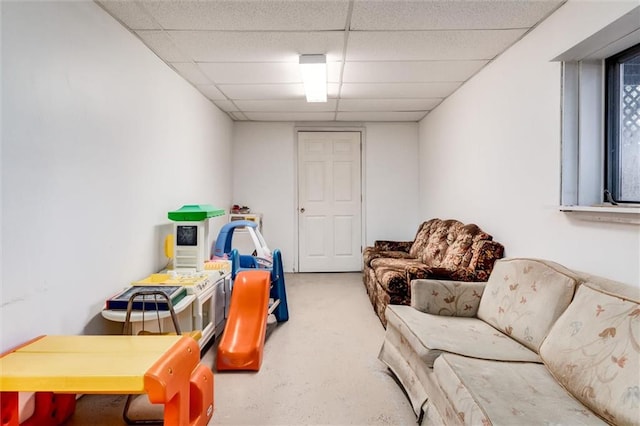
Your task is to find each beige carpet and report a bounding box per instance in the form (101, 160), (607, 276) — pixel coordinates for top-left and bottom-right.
(65, 273), (415, 425)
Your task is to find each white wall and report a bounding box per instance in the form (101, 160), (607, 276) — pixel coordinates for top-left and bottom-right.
(364, 123), (420, 244)
(232, 122), (297, 270)
(232, 122), (420, 272)
(418, 1), (640, 285)
(1, 2), (233, 351)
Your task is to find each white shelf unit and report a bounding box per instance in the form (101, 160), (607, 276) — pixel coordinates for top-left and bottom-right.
(228, 213), (263, 255)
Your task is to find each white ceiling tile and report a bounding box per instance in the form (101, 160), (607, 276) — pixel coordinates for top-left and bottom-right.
(340, 82), (459, 99)
(171, 62), (211, 85)
(235, 99), (338, 112)
(213, 100), (239, 112)
(343, 60), (487, 83)
(243, 112), (336, 121)
(168, 31), (345, 63)
(346, 30), (527, 61)
(219, 83), (340, 100)
(338, 99), (441, 112)
(337, 111), (427, 121)
(141, 0), (350, 31)
(100, 0), (560, 122)
(350, 0), (564, 30)
(96, 1), (160, 30)
(201, 62), (300, 84)
(220, 84), (305, 100)
(136, 30), (189, 62)
(196, 85), (227, 101)
(199, 62), (342, 84)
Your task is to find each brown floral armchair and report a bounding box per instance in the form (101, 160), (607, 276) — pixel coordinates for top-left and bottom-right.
(363, 218), (504, 327)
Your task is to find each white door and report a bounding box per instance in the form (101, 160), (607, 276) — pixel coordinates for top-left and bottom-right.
(297, 131), (362, 272)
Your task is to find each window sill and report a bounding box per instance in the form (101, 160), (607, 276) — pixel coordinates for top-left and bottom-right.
(559, 205), (640, 225)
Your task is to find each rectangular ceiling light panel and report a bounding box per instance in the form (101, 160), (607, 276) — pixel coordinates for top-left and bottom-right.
(299, 54), (328, 102)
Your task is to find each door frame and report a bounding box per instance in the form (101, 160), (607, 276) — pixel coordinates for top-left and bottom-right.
(293, 126), (367, 273)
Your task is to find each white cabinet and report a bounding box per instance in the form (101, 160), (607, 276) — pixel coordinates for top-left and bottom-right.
(101, 271), (231, 349)
(102, 295), (196, 337)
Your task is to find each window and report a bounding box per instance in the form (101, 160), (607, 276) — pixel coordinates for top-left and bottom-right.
(556, 7), (640, 223)
(605, 44), (640, 204)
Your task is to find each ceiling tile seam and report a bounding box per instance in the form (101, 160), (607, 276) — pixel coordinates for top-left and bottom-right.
(187, 59), (485, 64)
(238, 108), (430, 112)
(242, 112), (339, 114)
(131, 2), (239, 105)
(500, 1), (567, 57)
(230, 111), (248, 121)
(216, 83), (333, 87)
(134, 0), (164, 31)
(341, 84), (463, 88)
(157, 29), (348, 34)
(238, 113), (430, 116)
(170, 62), (237, 103)
(160, 40), (239, 105)
(347, 28), (532, 33)
(95, 2), (152, 34)
(97, 3), (234, 107)
(167, 62), (211, 83)
(225, 100), (439, 105)
(218, 97), (244, 114)
(336, 0), (355, 115)
(128, 33), (232, 104)
(412, 2), (565, 117)
(343, 59), (490, 63)
(341, 81), (465, 84)
(341, 98), (443, 102)
(192, 60), (345, 64)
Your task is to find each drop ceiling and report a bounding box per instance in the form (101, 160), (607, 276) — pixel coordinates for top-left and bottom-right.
(97, 0), (565, 122)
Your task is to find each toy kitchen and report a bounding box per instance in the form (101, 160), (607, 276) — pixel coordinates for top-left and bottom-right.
(102, 205), (231, 349)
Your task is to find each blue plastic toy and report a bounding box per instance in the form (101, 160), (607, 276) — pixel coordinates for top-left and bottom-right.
(213, 221), (288, 322)
(230, 248), (288, 322)
(213, 221), (270, 264)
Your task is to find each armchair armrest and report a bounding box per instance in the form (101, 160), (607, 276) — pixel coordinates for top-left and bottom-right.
(410, 279), (486, 317)
(373, 240), (413, 253)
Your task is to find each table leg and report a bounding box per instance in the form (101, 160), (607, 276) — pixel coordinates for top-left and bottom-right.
(189, 364), (214, 426)
(1, 392), (75, 426)
(1, 391), (19, 426)
(22, 393), (75, 426)
(143, 336), (201, 426)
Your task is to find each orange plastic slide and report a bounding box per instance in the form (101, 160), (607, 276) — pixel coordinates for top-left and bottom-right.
(216, 270), (271, 371)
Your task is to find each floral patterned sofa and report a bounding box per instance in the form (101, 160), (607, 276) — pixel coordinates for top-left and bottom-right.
(363, 218), (504, 326)
(379, 257), (640, 425)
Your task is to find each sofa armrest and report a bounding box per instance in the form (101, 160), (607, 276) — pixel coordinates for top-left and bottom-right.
(468, 240), (505, 281)
(374, 240), (413, 253)
(410, 279), (486, 317)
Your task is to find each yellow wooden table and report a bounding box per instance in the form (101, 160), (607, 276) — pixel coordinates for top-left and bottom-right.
(0, 335), (213, 426)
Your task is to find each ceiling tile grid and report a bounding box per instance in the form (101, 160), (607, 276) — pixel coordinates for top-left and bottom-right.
(97, 0), (566, 122)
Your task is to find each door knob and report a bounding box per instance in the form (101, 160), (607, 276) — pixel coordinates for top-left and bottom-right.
(300, 207), (305, 213)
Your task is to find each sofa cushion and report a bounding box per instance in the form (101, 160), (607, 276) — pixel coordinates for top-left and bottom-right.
(408, 219), (439, 259)
(477, 258), (577, 353)
(385, 305), (541, 368)
(420, 220), (465, 267)
(433, 353), (608, 425)
(540, 283), (640, 426)
(410, 279), (485, 317)
(362, 248), (413, 268)
(439, 224), (492, 270)
(371, 257), (431, 294)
